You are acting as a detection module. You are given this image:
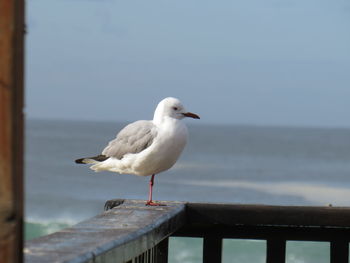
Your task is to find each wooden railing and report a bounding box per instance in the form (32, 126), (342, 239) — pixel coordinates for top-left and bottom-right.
(175, 202), (350, 263)
(25, 199), (350, 263)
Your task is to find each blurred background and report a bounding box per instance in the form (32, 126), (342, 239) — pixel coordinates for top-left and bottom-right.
(27, 0), (350, 127)
(25, 0), (350, 262)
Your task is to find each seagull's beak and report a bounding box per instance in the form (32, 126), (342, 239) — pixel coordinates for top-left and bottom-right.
(182, 112), (200, 119)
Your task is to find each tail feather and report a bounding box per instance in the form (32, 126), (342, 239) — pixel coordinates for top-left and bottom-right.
(75, 155), (109, 164)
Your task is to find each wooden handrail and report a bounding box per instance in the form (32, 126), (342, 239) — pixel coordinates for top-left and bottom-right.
(25, 200), (350, 263)
(25, 200), (186, 263)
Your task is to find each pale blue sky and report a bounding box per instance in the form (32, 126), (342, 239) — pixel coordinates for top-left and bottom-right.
(26, 0), (350, 127)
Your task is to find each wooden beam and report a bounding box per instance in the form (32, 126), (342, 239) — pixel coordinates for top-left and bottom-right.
(184, 202), (350, 227)
(25, 200), (186, 263)
(0, 0), (25, 262)
(174, 224), (350, 242)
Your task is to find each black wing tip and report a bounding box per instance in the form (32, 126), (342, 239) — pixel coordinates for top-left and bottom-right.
(75, 158), (85, 164)
(75, 155), (109, 164)
(94, 155), (109, 162)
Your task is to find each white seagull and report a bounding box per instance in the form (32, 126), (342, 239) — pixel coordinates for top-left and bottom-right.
(75, 97), (200, 206)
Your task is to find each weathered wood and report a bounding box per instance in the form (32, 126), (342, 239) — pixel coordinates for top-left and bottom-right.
(25, 200), (186, 263)
(104, 198), (125, 211)
(0, 0), (25, 262)
(25, 201), (350, 262)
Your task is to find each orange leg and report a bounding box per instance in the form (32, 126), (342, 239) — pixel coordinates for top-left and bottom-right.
(145, 174), (164, 206)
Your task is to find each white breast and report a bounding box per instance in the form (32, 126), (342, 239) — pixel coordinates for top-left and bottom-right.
(130, 118), (188, 176)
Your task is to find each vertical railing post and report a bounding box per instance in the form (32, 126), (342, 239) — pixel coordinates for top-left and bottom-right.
(0, 0), (25, 262)
(331, 240), (349, 263)
(155, 238), (169, 263)
(266, 238), (286, 263)
(203, 236), (222, 263)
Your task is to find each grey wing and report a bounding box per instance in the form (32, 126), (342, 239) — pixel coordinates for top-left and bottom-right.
(102, 120), (157, 160)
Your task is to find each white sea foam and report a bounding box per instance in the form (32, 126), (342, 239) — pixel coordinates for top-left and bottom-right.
(25, 213), (81, 240)
(26, 215), (79, 226)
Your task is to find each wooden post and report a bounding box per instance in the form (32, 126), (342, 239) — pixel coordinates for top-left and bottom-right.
(0, 0), (25, 262)
(203, 236), (222, 263)
(156, 238), (169, 263)
(266, 238), (286, 263)
(331, 240), (349, 263)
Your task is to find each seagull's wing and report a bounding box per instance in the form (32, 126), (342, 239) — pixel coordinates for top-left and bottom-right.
(102, 120), (157, 160)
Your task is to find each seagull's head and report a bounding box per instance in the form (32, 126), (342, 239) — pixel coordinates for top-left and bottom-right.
(153, 97), (200, 123)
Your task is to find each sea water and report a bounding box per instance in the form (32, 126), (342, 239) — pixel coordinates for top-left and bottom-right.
(25, 119), (350, 262)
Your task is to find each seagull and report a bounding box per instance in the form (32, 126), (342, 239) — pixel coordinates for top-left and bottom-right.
(75, 97), (200, 206)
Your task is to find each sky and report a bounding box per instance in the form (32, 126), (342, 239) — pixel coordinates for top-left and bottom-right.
(26, 0), (350, 127)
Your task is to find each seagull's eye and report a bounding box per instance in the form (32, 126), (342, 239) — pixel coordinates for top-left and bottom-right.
(173, 107), (178, 111)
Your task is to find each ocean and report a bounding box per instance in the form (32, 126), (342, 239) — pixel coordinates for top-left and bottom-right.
(25, 119), (350, 262)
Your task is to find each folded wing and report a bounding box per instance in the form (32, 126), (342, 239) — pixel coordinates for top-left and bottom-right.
(102, 120), (157, 160)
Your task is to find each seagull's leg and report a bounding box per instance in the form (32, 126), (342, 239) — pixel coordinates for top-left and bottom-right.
(147, 174), (155, 204)
(146, 174), (164, 206)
